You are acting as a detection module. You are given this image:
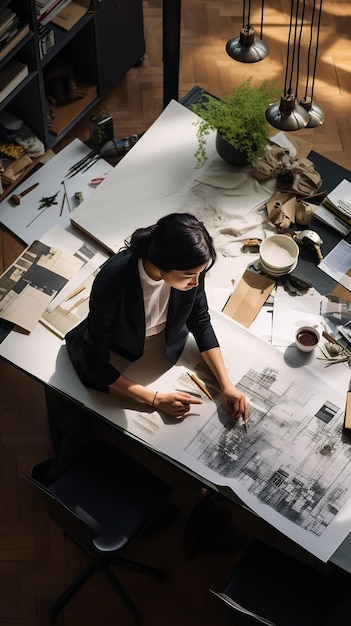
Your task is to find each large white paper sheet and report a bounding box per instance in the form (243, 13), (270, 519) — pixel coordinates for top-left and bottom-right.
(69, 100), (276, 255)
(62, 309), (349, 563)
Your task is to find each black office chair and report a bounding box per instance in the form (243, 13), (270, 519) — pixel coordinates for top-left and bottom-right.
(24, 439), (174, 624)
(210, 538), (338, 626)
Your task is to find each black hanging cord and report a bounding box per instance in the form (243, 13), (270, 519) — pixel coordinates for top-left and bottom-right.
(284, 0), (295, 94)
(260, 0), (265, 39)
(288, 0), (299, 93)
(295, 0), (306, 97)
(242, 0), (247, 29)
(247, 0), (251, 28)
(310, 0), (323, 101)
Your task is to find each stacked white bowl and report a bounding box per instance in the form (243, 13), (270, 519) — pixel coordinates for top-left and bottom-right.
(259, 234), (299, 277)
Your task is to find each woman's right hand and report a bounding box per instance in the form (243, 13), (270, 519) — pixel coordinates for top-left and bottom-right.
(153, 391), (202, 417)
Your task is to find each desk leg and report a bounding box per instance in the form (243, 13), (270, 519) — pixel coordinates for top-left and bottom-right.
(183, 488), (242, 559)
(44, 387), (96, 473)
(163, 0), (181, 107)
(45, 387), (65, 454)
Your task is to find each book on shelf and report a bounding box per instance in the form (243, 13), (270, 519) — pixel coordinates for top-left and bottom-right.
(0, 7), (15, 25)
(0, 17), (19, 43)
(0, 60), (28, 104)
(0, 23), (30, 63)
(38, 0), (73, 25)
(0, 8), (17, 37)
(35, 0), (69, 15)
(0, 7), (13, 22)
(36, 0), (60, 13)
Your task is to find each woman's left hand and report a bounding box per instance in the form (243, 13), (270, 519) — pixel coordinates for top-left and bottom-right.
(222, 385), (248, 422)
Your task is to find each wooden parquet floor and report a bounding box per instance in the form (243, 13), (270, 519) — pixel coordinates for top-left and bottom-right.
(1, 1), (351, 624)
(58, 0), (351, 169)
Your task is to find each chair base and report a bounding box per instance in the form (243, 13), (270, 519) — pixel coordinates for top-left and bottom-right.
(51, 555), (168, 625)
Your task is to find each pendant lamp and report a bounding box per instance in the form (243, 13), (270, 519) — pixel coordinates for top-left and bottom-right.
(266, 0), (309, 130)
(226, 0), (268, 63)
(299, 0), (325, 127)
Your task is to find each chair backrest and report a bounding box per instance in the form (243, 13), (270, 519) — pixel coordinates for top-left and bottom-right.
(24, 439), (173, 555)
(24, 474), (99, 551)
(210, 590), (276, 625)
(210, 539), (337, 626)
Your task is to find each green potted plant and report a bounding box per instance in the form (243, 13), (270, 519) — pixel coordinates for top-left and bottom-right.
(191, 79), (280, 168)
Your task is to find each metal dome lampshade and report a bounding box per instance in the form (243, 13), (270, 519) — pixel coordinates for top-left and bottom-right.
(266, 91), (309, 132)
(266, 0), (324, 131)
(266, 0), (308, 131)
(226, 0), (268, 63)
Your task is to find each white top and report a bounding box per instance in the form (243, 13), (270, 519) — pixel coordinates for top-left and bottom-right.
(138, 258), (170, 336)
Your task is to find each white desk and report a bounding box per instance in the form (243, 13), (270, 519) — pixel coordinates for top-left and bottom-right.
(1, 100), (351, 569)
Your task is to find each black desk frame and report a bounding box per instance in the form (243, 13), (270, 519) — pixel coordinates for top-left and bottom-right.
(163, 0), (182, 107)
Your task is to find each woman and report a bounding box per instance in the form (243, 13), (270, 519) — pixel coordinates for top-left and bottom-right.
(66, 213), (247, 420)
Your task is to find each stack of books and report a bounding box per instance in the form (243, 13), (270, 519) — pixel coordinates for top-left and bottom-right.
(0, 59), (29, 104)
(314, 179), (351, 236)
(0, 8), (29, 63)
(36, 0), (73, 26)
(0, 7), (18, 39)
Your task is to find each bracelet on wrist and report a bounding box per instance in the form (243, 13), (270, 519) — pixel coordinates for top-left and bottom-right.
(151, 390), (158, 408)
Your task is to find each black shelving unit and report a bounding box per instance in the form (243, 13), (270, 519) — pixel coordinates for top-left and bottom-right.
(0, 0), (145, 150)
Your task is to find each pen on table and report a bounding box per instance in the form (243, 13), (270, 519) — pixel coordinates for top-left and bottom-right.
(66, 151), (97, 177)
(187, 372), (214, 401)
(66, 285), (86, 301)
(80, 155), (101, 175)
(344, 379), (351, 431)
(60, 191), (66, 217)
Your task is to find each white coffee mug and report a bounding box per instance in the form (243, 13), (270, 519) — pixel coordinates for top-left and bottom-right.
(295, 326), (320, 352)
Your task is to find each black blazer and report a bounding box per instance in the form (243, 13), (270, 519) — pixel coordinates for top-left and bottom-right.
(65, 250), (219, 392)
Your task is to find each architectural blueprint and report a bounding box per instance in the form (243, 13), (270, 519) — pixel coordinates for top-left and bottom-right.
(108, 309), (351, 562)
(184, 360), (348, 539)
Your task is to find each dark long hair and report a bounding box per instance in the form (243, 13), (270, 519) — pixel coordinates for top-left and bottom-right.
(126, 213), (216, 271)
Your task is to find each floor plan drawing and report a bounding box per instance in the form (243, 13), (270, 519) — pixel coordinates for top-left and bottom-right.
(184, 360), (350, 538)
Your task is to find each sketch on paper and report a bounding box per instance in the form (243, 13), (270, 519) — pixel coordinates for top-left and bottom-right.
(0, 240), (84, 333)
(184, 360), (349, 537)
